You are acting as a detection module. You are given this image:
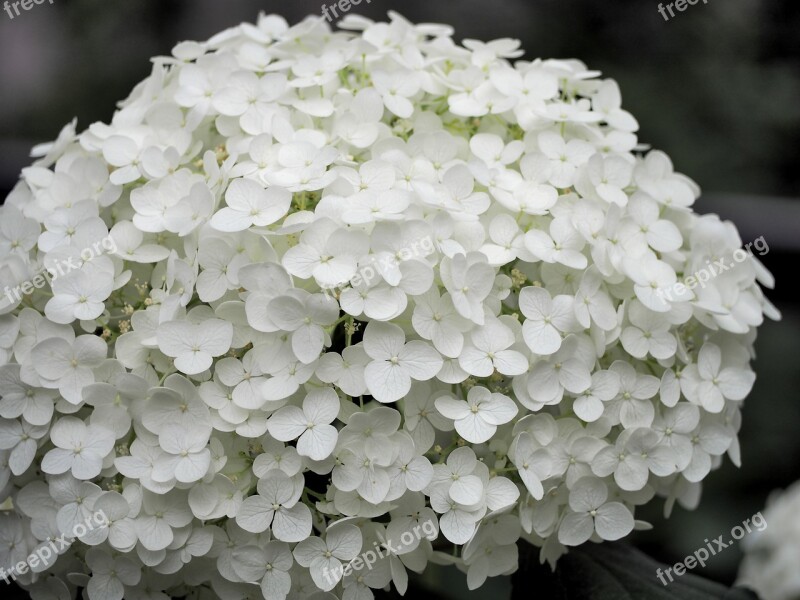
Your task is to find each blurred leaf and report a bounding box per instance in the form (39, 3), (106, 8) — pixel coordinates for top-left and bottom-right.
(512, 541), (760, 600)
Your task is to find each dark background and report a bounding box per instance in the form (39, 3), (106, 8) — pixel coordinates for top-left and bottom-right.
(1, 1), (798, 597)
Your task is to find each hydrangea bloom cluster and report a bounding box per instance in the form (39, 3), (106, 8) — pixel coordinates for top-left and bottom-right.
(0, 11), (778, 600)
(738, 482), (800, 600)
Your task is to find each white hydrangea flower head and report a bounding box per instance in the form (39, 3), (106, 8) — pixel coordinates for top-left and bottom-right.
(0, 11), (778, 599)
(738, 482), (800, 600)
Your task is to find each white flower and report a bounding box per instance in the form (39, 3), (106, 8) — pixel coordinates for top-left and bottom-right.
(84, 375), (145, 439)
(403, 383), (453, 453)
(135, 489), (194, 551)
(524, 334), (594, 406)
(524, 217), (588, 270)
(510, 432), (552, 499)
(411, 289), (470, 358)
(458, 318), (528, 377)
(282, 218), (369, 287)
(519, 286), (578, 356)
(44, 268), (113, 324)
(315, 344), (369, 397)
(429, 482), (485, 544)
(86, 547), (141, 600)
(0, 11), (776, 596)
(622, 192), (683, 253)
(164, 181), (214, 236)
(215, 352), (267, 411)
(268, 291), (338, 364)
(625, 255), (679, 313)
(533, 130), (594, 188)
(231, 542), (294, 600)
(88, 491), (137, 551)
(293, 523), (362, 591)
(440, 253), (495, 325)
(331, 443), (394, 504)
(157, 318), (234, 375)
(605, 360), (660, 429)
(261, 358), (316, 403)
(557, 477), (634, 545)
(195, 238), (247, 302)
(0, 315), (19, 363)
(387, 432), (434, 495)
(108, 220), (170, 263)
(141, 374), (210, 436)
(41, 417), (115, 480)
(429, 446), (486, 507)
(39, 200), (106, 252)
(372, 70), (421, 118)
(152, 423), (211, 484)
(573, 267), (618, 331)
(652, 403), (700, 472)
(592, 80), (638, 132)
(116, 439), (174, 494)
(340, 280), (407, 321)
(620, 300), (677, 360)
(268, 388), (339, 461)
(682, 416), (734, 482)
(212, 70), (289, 129)
(49, 475), (103, 537)
(0, 364), (56, 426)
(102, 134), (148, 185)
(591, 427), (675, 490)
(680, 343), (755, 413)
(462, 515), (521, 589)
(479, 213), (526, 266)
(363, 321), (442, 403)
(0, 206), (39, 256)
(253, 438), (302, 478)
(0, 418), (49, 475)
(210, 178), (291, 232)
(30, 334), (107, 404)
(236, 470), (312, 542)
(551, 433), (607, 488)
(577, 154), (633, 207)
(436, 386), (518, 444)
(573, 370), (620, 423)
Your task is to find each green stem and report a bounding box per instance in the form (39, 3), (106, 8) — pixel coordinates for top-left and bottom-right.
(345, 316), (354, 347)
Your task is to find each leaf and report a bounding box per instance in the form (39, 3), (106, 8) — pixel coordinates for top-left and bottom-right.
(511, 541), (760, 600)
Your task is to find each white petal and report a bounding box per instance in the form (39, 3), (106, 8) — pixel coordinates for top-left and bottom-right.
(297, 425), (337, 461)
(558, 512), (594, 546)
(268, 407), (308, 441)
(399, 341), (442, 380)
(455, 414), (496, 444)
(365, 361), (410, 403)
(434, 397), (471, 420)
(594, 502), (634, 541)
(449, 474), (483, 506)
(479, 395), (518, 426)
(522, 320), (562, 356)
(237, 496), (274, 533)
(272, 503), (312, 543)
(440, 510), (476, 545)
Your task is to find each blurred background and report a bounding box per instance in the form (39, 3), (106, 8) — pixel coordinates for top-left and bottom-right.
(1, 0), (798, 597)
